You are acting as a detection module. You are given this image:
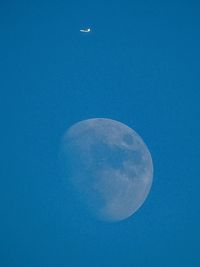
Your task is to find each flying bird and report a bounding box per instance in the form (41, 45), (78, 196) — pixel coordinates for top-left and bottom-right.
(80, 28), (91, 33)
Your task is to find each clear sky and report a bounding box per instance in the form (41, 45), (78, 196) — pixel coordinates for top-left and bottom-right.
(1, 0), (200, 266)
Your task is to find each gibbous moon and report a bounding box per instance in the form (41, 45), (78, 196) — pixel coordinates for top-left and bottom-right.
(60, 118), (153, 222)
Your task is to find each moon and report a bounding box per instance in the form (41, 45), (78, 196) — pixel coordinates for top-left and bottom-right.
(60, 118), (153, 222)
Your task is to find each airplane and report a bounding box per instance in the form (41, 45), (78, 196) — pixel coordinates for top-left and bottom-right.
(80, 28), (91, 33)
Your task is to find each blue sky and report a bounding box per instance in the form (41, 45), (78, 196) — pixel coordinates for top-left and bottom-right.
(1, 0), (200, 266)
